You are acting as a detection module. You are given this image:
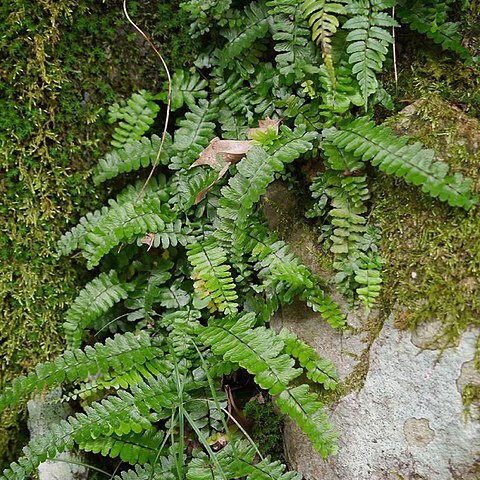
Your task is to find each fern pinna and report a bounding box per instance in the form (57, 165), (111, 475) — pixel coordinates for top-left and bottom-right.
(2, 0), (478, 478)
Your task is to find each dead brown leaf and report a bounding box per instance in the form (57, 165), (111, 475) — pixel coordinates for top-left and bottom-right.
(191, 118), (281, 204)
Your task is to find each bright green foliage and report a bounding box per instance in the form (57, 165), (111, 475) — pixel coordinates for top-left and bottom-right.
(276, 384), (337, 458)
(187, 239), (239, 315)
(267, 0), (316, 81)
(186, 440), (301, 479)
(2, 0), (478, 476)
(169, 99), (218, 170)
(63, 271), (133, 348)
(82, 198), (179, 268)
(200, 313), (301, 395)
(214, 2), (271, 71)
(0, 332), (160, 413)
(354, 253), (383, 313)
(324, 118), (478, 209)
(215, 126), (316, 242)
(169, 69), (209, 111)
(279, 328), (338, 389)
(93, 134), (171, 185)
(108, 90), (160, 149)
(343, 1), (398, 107)
(80, 428), (165, 465)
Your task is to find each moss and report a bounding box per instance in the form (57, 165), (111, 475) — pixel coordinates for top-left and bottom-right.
(370, 95), (480, 351)
(244, 396), (285, 462)
(0, 0), (198, 467)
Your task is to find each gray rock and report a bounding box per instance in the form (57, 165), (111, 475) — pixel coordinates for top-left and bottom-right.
(27, 388), (88, 480)
(283, 317), (479, 480)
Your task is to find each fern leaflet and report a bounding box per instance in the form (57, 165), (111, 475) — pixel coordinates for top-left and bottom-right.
(323, 117), (478, 209)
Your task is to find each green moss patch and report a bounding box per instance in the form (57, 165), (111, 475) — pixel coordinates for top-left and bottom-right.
(371, 95), (480, 348)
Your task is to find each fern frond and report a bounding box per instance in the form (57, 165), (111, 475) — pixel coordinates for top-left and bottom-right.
(276, 384), (337, 457)
(57, 206), (109, 257)
(214, 69), (275, 121)
(354, 252), (383, 314)
(169, 99), (218, 170)
(279, 328), (338, 389)
(63, 271), (133, 348)
(187, 440), (300, 479)
(0, 332), (161, 413)
(266, 0), (317, 81)
(199, 313), (301, 395)
(343, 2), (398, 107)
(169, 167), (219, 212)
(246, 226), (346, 327)
(302, 0), (347, 82)
(187, 238), (239, 315)
(323, 118), (478, 209)
(302, 286), (347, 328)
(57, 176), (169, 257)
(0, 389), (157, 480)
(215, 126), (316, 241)
(397, 1), (472, 60)
(80, 428), (165, 465)
(82, 197), (178, 268)
(108, 90), (160, 149)
(215, 2), (271, 71)
(169, 69), (209, 111)
(113, 461), (176, 480)
(93, 134), (171, 185)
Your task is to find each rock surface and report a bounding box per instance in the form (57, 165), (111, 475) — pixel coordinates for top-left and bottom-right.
(281, 317), (479, 480)
(28, 388), (88, 480)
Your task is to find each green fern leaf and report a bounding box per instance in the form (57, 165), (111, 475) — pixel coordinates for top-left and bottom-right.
(343, 3), (398, 106)
(57, 176), (169, 257)
(82, 197), (178, 268)
(64, 270), (133, 349)
(169, 99), (218, 170)
(0, 331), (161, 414)
(80, 428), (164, 465)
(169, 69), (209, 111)
(215, 2), (271, 71)
(187, 238), (239, 315)
(276, 384), (337, 457)
(279, 328), (338, 389)
(108, 90), (160, 149)
(302, 0), (347, 82)
(199, 313), (301, 395)
(0, 390), (155, 480)
(267, 0), (317, 81)
(397, 1), (472, 60)
(323, 118), (478, 209)
(215, 126), (316, 241)
(57, 207), (109, 257)
(93, 134), (171, 185)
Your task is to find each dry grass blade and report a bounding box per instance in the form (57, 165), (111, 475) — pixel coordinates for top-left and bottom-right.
(123, 0), (172, 203)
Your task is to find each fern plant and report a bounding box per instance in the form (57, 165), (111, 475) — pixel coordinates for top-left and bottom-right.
(2, 0), (478, 478)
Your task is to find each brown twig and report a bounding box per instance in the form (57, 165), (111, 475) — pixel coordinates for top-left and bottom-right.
(122, 0), (172, 203)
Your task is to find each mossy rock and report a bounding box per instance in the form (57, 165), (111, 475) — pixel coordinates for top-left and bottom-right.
(371, 95), (480, 347)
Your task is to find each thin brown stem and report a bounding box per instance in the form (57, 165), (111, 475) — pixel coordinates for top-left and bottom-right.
(122, 0), (172, 203)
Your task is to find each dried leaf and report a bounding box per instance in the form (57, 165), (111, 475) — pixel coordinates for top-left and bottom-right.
(191, 118), (280, 204)
(247, 117), (281, 139)
(191, 137), (252, 169)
